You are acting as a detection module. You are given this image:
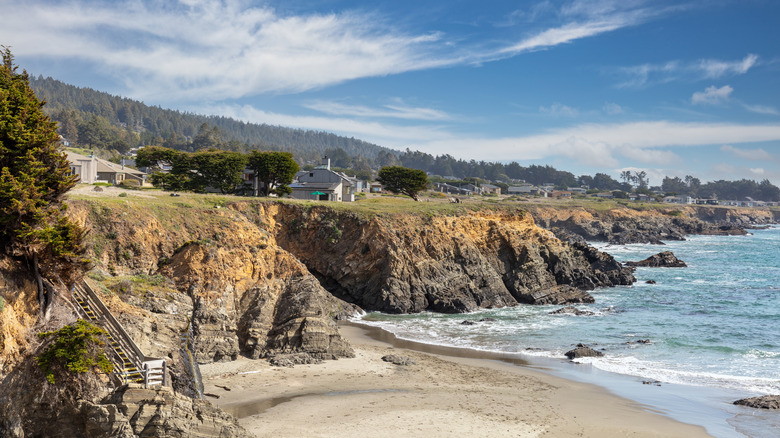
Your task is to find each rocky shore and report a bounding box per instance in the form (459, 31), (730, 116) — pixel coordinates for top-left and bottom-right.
(0, 189), (775, 436)
(528, 204), (778, 245)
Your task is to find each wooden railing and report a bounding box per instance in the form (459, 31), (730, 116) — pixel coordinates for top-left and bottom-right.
(72, 279), (167, 387)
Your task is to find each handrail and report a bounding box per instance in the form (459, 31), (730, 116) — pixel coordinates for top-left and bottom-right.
(73, 279), (167, 386)
(81, 279), (147, 361)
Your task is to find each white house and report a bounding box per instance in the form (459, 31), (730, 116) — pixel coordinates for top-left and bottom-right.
(66, 151), (146, 185)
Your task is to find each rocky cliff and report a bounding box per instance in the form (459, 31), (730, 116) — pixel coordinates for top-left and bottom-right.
(0, 194), (638, 437)
(527, 204), (779, 244)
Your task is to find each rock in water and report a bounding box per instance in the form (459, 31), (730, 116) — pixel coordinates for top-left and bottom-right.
(625, 251), (687, 267)
(549, 306), (596, 316)
(565, 344), (604, 359)
(734, 395), (780, 409)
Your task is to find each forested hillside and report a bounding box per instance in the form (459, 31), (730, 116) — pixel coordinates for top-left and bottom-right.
(29, 75), (780, 201)
(30, 75), (391, 162)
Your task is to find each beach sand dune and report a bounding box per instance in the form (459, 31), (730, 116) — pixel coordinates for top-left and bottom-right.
(201, 325), (710, 438)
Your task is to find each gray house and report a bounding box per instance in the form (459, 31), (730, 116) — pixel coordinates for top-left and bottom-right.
(288, 158), (356, 202)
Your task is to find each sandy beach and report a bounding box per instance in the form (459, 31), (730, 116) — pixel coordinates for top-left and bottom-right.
(201, 324), (711, 437)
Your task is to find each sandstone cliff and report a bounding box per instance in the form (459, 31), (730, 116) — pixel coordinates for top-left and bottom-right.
(0, 194), (639, 437)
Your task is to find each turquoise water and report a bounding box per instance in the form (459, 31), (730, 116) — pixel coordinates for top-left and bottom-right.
(357, 226), (780, 437)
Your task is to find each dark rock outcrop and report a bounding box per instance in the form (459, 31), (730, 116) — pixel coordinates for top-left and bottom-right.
(734, 395), (780, 409)
(532, 205), (777, 245)
(565, 344), (604, 359)
(382, 355), (416, 366)
(550, 306), (596, 316)
(625, 251), (687, 268)
(264, 204), (635, 313)
(268, 353), (323, 367)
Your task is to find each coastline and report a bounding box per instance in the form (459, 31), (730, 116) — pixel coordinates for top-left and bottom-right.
(201, 323), (711, 437)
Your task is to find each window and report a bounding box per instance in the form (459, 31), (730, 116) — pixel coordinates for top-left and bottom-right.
(309, 172), (314, 177)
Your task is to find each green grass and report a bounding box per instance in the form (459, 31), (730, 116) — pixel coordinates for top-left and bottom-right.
(67, 186), (776, 221)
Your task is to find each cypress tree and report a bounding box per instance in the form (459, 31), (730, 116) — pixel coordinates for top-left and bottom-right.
(0, 47), (86, 316)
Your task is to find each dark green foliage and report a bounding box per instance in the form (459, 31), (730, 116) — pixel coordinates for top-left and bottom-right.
(29, 76), (391, 161)
(248, 151), (299, 196)
(377, 166), (429, 201)
(189, 149), (247, 193)
(0, 47), (86, 280)
(139, 146), (247, 193)
(37, 319), (114, 384)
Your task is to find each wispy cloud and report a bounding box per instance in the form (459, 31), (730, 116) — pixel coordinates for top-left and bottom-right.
(304, 100), (452, 121)
(497, 0), (665, 56)
(700, 54), (758, 78)
(1, 0), (679, 102)
(602, 102), (626, 115)
(1, 0), (447, 101)
(743, 104), (780, 116)
(720, 145), (774, 161)
(617, 54), (759, 88)
(413, 121), (780, 166)
(691, 85), (733, 105)
(540, 103), (579, 117)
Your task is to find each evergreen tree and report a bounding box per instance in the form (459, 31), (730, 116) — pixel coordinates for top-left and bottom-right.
(377, 166), (428, 201)
(247, 151), (299, 196)
(0, 48), (87, 316)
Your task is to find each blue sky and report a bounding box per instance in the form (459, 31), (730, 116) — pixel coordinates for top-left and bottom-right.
(2, 0), (779, 185)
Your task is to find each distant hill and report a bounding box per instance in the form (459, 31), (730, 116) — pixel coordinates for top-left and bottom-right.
(29, 75), (394, 162)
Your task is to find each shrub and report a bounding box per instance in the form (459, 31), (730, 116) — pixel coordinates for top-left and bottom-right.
(37, 319), (114, 384)
(118, 192), (128, 198)
(120, 179), (140, 188)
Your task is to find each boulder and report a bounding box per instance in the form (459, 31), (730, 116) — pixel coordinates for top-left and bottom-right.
(625, 251), (687, 268)
(549, 306), (596, 316)
(565, 344), (604, 359)
(382, 355), (416, 366)
(523, 285), (595, 305)
(734, 395), (780, 409)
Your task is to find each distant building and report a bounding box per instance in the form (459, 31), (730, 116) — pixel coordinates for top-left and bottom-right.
(551, 190), (572, 198)
(481, 184), (501, 195)
(66, 151), (147, 185)
(288, 157), (356, 202)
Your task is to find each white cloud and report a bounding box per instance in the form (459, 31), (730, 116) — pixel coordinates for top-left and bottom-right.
(0, 0), (679, 102)
(749, 168), (765, 176)
(617, 54), (759, 88)
(1, 0), (448, 101)
(547, 137), (618, 167)
(691, 85), (733, 105)
(720, 145), (773, 161)
(743, 104), (780, 116)
(700, 54), (758, 78)
(602, 102), (626, 115)
(540, 103), (579, 117)
(413, 121), (780, 166)
(303, 100), (452, 121)
(618, 147), (679, 165)
(201, 104), (452, 147)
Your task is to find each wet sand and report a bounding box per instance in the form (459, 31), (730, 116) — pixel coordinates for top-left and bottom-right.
(201, 324), (711, 437)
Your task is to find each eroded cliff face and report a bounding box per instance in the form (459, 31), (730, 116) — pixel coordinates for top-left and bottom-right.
(62, 199), (634, 367)
(528, 205), (779, 244)
(67, 199), (358, 367)
(235, 202), (634, 314)
(0, 196), (642, 437)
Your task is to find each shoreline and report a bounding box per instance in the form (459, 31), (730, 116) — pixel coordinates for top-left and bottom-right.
(202, 323), (711, 437)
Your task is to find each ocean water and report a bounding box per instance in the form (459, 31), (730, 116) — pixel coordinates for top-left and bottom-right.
(355, 225), (780, 437)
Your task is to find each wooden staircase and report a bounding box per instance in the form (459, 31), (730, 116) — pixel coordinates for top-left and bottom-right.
(72, 280), (167, 386)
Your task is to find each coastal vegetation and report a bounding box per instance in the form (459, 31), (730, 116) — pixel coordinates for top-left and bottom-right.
(0, 48), (87, 315)
(36, 319), (113, 384)
(376, 165), (429, 201)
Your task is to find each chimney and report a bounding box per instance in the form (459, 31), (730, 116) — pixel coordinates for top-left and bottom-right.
(323, 155), (330, 170)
